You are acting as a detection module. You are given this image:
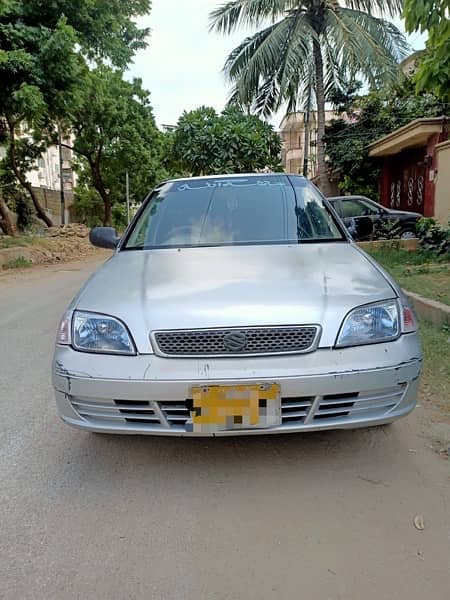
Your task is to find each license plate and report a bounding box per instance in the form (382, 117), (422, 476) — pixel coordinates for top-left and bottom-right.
(189, 383), (281, 433)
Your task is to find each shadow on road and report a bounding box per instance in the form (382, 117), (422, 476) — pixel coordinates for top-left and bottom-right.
(53, 423), (406, 495)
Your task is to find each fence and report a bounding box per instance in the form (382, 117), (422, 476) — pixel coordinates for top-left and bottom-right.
(32, 187), (74, 225)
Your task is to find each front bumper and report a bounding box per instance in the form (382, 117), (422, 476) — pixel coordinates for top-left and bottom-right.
(52, 335), (422, 436)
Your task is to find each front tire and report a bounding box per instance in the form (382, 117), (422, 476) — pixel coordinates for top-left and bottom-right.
(400, 229), (416, 240)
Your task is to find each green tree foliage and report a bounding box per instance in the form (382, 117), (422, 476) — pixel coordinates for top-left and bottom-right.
(0, 2), (81, 227)
(404, 0), (450, 101)
(0, 0), (151, 232)
(324, 80), (446, 197)
(71, 67), (165, 226)
(169, 106), (282, 176)
(72, 187), (104, 229)
(21, 0), (151, 69)
(209, 0), (408, 195)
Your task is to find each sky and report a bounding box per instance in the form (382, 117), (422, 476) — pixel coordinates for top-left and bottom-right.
(128, 0), (427, 129)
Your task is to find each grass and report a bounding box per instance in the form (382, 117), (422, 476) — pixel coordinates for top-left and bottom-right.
(418, 319), (450, 419)
(367, 247), (450, 305)
(2, 256), (33, 270)
(0, 234), (41, 249)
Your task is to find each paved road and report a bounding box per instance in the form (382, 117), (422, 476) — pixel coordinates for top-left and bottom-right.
(1, 257), (449, 600)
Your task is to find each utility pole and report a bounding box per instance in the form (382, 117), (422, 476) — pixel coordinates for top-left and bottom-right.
(126, 171), (130, 225)
(58, 123), (65, 225)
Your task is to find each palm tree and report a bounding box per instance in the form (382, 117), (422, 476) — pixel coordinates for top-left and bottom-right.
(209, 1), (408, 195)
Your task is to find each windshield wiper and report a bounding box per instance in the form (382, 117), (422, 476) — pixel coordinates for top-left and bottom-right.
(297, 237), (345, 243)
(121, 244), (145, 251)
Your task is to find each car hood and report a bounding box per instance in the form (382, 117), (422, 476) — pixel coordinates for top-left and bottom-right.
(74, 243), (396, 352)
(386, 209), (422, 219)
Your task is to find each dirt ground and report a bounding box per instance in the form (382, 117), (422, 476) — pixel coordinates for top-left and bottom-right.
(0, 224), (110, 268)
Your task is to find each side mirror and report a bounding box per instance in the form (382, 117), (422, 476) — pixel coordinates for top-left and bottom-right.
(89, 227), (120, 249)
(354, 216), (373, 239)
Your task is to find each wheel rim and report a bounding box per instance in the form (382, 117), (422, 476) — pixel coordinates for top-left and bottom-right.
(400, 230), (416, 240)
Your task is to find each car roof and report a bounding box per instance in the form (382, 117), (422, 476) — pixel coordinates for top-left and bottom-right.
(328, 195), (374, 202)
(167, 173), (305, 183)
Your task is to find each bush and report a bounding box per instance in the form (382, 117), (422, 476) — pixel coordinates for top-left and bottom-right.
(338, 174), (381, 200)
(112, 203), (128, 230)
(72, 188), (103, 228)
(372, 219), (399, 240)
(416, 217), (450, 255)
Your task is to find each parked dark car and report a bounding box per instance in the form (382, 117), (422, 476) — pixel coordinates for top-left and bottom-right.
(328, 195), (422, 240)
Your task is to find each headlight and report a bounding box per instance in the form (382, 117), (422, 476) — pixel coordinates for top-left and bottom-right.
(72, 311), (136, 355)
(336, 300), (400, 348)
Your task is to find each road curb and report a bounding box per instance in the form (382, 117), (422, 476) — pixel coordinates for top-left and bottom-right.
(404, 289), (450, 327)
(358, 239), (419, 251)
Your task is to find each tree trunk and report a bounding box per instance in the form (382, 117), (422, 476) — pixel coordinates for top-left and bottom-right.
(86, 147), (113, 227)
(102, 192), (112, 227)
(94, 177), (112, 227)
(0, 195), (16, 236)
(313, 40), (332, 197)
(302, 74), (314, 177)
(6, 119), (54, 227)
(88, 158), (112, 226)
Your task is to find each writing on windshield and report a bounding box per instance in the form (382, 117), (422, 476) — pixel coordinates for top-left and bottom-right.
(124, 176), (344, 249)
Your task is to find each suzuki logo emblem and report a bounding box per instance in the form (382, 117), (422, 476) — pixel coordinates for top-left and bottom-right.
(223, 332), (248, 353)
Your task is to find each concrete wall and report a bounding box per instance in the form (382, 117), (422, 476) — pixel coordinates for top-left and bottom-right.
(435, 140), (450, 226)
(33, 187), (74, 226)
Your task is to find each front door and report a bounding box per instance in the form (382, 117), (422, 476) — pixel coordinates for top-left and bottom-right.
(388, 149), (426, 214)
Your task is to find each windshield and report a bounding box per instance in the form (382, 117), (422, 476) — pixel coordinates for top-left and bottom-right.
(123, 175), (345, 250)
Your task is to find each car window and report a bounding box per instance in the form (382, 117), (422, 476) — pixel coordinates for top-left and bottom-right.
(329, 199), (343, 217)
(124, 176), (344, 249)
(288, 179), (344, 240)
(341, 199), (379, 218)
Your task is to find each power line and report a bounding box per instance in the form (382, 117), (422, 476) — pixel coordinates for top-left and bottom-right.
(325, 111), (449, 141)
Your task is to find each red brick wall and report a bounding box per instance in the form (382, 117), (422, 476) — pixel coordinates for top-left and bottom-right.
(424, 133), (441, 217)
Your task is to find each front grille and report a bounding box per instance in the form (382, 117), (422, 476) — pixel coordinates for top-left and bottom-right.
(281, 397), (315, 423)
(69, 385), (406, 430)
(70, 397), (162, 427)
(153, 326), (320, 357)
(313, 386), (406, 422)
(160, 402), (190, 429)
(157, 397), (316, 427)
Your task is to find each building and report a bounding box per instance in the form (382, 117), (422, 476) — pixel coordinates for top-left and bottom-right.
(400, 50), (423, 77)
(368, 117), (450, 225)
(367, 51), (449, 226)
(28, 140), (76, 194)
(279, 110), (338, 178)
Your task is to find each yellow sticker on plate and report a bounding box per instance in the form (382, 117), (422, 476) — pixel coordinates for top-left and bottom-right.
(190, 383), (281, 433)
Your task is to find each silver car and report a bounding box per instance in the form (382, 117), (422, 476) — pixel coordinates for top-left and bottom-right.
(52, 174), (422, 436)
